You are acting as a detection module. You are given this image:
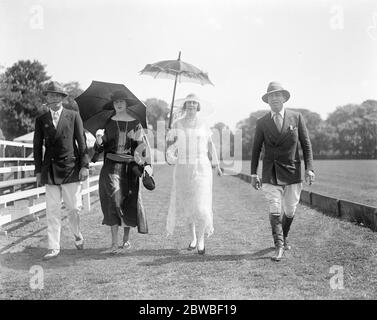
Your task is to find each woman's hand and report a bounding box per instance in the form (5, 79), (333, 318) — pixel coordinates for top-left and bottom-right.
(144, 164), (153, 176)
(95, 129), (104, 145)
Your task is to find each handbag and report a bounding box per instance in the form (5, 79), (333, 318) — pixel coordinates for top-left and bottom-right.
(142, 167), (155, 191)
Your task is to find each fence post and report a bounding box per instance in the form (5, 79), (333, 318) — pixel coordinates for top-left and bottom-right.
(22, 196), (39, 222)
(82, 178), (90, 213)
(0, 144), (5, 157)
(0, 227), (7, 238)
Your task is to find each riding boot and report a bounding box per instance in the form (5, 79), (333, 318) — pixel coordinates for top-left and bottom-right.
(269, 213), (284, 261)
(282, 214), (294, 250)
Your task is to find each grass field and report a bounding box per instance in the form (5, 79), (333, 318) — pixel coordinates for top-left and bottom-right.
(234, 160), (377, 207)
(1, 165), (377, 300)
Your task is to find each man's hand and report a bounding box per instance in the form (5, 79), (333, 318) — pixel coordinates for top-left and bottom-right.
(36, 173), (42, 187)
(79, 167), (89, 181)
(251, 175), (262, 190)
(305, 169), (315, 185)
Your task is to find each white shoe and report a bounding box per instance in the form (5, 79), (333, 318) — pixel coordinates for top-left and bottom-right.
(101, 245), (119, 254)
(74, 237), (84, 250)
(43, 249), (60, 260)
(119, 241), (131, 250)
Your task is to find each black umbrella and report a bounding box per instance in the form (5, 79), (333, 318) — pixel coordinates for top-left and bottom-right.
(75, 80), (147, 136)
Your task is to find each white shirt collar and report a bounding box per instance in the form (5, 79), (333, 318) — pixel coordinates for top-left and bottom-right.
(270, 106), (285, 119)
(50, 105), (63, 117)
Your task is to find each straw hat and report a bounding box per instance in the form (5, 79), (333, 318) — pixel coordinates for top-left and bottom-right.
(262, 82), (290, 103)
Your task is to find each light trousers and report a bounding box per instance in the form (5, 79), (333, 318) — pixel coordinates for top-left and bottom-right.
(45, 182), (83, 250)
(262, 182), (303, 217)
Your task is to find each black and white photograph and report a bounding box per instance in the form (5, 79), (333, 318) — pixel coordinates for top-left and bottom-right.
(0, 0), (377, 306)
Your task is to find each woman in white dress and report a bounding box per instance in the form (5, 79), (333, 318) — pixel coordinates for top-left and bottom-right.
(166, 94), (222, 255)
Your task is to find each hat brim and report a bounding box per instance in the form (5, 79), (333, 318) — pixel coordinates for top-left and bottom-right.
(110, 98), (138, 104)
(104, 98), (139, 110)
(174, 96), (203, 108)
(173, 96), (214, 118)
(262, 89), (290, 103)
(43, 90), (68, 97)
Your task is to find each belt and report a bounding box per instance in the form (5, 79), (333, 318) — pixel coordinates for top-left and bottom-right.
(106, 153), (134, 163)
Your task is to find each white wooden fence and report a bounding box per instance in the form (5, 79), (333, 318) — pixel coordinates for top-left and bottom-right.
(0, 140), (102, 236)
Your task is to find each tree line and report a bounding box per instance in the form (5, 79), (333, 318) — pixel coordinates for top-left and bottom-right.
(236, 103), (377, 159)
(1, 60), (376, 159)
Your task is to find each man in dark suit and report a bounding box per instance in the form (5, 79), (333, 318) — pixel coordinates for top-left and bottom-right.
(34, 81), (89, 260)
(251, 82), (315, 261)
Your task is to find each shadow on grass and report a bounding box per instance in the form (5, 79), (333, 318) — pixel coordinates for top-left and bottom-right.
(0, 247), (182, 271)
(138, 247), (276, 266)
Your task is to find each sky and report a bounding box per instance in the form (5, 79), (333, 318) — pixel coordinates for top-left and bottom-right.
(1, 0), (377, 130)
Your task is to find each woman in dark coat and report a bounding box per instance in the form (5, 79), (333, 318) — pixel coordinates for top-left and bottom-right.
(93, 90), (151, 254)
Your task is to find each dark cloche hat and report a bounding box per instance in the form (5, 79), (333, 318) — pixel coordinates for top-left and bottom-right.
(110, 90), (137, 104)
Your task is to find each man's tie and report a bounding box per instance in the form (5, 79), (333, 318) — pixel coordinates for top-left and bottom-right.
(273, 113), (283, 132)
(52, 111), (59, 128)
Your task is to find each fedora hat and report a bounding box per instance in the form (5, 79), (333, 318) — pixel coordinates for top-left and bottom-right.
(262, 82), (290, 103)
(43, 81), (68, 97)
(110, 90), (137, 104)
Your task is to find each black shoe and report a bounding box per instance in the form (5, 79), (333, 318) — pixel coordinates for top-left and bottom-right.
(284, 238), (291, 250)
(197, 247), (205, 255)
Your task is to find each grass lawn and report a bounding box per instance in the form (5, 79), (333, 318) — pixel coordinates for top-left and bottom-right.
(1, 165), (377, 299)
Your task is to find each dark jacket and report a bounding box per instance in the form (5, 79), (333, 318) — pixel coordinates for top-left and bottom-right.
(33, 107), (89, 185)
(250, 109), (314, 185)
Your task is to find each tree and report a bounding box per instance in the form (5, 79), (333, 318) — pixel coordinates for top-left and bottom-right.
(144, 98), (169, 131)
(62, 81), (83, 112)
(288, 108), (324, 155)
(143, 98), (169, 152)
(326, 102), (377, 157)
(0, 60), (50, 139)
(211, 122), (234, 160)
(236, 109), (269, 159)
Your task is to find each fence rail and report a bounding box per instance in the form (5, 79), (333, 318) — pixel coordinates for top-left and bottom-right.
(0, 166), (102, 231)
(0, 140), (33, 148)
(0, 140), (102, 233)
(0, 158), (34, 162)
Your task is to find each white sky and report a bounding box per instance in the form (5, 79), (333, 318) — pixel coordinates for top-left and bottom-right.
(1, 0), (377, 129)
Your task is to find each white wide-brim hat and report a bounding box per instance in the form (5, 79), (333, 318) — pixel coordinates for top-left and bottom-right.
(173, 93), (214, 117)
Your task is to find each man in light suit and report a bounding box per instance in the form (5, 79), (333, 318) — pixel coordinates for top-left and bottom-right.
(33, 81), (89, 260)
(251, 82), (315, 261)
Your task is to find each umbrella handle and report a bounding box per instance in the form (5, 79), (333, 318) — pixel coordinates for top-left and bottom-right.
(167, 51), (181, 129)
(168, 73), (179, 129)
